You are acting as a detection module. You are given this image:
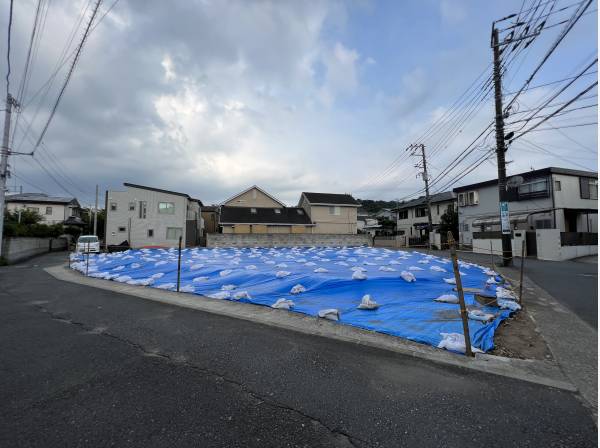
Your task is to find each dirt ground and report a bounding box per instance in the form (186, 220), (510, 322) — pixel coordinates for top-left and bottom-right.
(491, 307), (553, 360)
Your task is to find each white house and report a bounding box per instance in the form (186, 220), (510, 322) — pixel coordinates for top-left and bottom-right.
(454, 167), (597, 260)
(5, 193), (82, 225)
(395, 191), (456, 240)
(105, 183), (203, 248)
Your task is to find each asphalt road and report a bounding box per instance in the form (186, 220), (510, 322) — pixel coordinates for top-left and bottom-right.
(0, 253), (596, 447)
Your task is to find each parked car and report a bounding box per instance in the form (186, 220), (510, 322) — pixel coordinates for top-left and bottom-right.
(77, 235), (100, 253)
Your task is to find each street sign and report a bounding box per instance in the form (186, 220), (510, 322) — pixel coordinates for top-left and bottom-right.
(500, 201), (511, 235)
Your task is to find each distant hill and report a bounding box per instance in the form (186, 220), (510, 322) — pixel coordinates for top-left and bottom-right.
(355, 199), (398, 215)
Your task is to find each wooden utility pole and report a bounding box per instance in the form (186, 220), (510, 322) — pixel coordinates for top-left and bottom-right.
(448, 231), (473, 357)
(491, 27), (513, 267)
(176, 235), (182, 292)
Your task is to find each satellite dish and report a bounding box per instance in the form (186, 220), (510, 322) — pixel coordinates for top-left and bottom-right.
(506, 175), (524, 190)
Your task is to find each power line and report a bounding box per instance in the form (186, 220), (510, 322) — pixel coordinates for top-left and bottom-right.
(5, 0), (14, 97)
(31, 0), (103, 155)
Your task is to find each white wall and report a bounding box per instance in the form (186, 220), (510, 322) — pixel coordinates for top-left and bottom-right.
(6, 202), (70, 224)
(536, 228), (598, 261)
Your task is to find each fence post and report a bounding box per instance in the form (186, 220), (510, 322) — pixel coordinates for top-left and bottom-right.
(490, 241), (495, 271)
(176, 235), (182, 292)
(85, 241), (90, 276)
(448, 231), (473, 357)
(519, 239), (525, 304)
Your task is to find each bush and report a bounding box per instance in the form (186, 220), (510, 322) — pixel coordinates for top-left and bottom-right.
(3, 210), (65, 238)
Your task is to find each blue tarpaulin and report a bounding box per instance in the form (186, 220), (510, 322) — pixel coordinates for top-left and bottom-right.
(71, 246), (518, 353)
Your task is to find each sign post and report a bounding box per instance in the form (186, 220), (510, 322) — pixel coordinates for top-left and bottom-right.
(500, 201), (511, 235)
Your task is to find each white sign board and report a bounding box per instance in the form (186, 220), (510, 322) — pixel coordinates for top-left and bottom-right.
(500, 201), (511, 235)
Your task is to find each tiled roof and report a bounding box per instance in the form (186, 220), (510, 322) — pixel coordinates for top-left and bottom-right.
(302, 192), (359, 205)
(219, 206), (313, 225)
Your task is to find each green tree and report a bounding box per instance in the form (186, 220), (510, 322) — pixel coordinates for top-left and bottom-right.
(439, 209), (458, 240)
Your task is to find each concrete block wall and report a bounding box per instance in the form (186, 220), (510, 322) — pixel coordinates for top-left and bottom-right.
(1, 237), (67, 264)
(207, 233), (371, 248)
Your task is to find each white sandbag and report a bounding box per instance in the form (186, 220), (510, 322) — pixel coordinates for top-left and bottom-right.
(131, 263), (141, 269)
(221, 284), (237, 291)
(352, 270), (367, 280)
(408, 266), (424, 271)
(276, 263), (288, 268)
(437, 333), (483, 354)
(192, 276), (209, 283)
(430, 265), (446, 273)
(443, 277), (456, 285)
(305, 262), (316, 266)
(114, 275), (132, 283)
(314, 267), (329, 273)
(156, 283), (176, 290)
(357, 294), (379, 310)
(468, 309), (495, 323)
(208, 291), (230, 299)
(290, 284), (306, 294)
(180, 284), (195, 293)
(233, 290), (251, 300)
(400, 271), (416, 282)
(154, 261), (167, 267)
(190, 263), (204, 270)
(498, 298), (522, 311)
(486, 277), (498, 284)
(483, 269), (498, 276)
(219, 269), (233, 277)
(435, 294), (459, 304)
(350, 266), (367, 272)
(264, 260), (276, 265)
(417, 259), (429, 264)
(271, 298), (294, 310)
(276, 270), (291, 278)
(112, 265), (125, 271)
(245, 265), (257, 270)
(318, 309), (340, 321)
(496, 286), (517, 300)
(379, 266), (396, 272)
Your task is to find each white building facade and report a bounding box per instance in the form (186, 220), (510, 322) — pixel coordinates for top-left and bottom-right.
(395, 191), (457, 238)
(5, 193), (82, 224)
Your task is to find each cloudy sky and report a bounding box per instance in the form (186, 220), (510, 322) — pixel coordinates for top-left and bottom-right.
(1, 0), (597, 206)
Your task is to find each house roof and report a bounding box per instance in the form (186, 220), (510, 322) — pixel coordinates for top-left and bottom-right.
(123, 183), (203, 206)
(301, 192), (359, 206)
(453, 167), (598, 193)
(221, 185), (286, 207)
(395, 191), (456, 210)
(219, 206), (313, 225)
(6, 193), (80, 207)
(201, 205), (219, 212)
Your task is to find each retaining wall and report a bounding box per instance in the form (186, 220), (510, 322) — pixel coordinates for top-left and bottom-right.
(207, 233), (371, 248)
(1, 237), (67, 264)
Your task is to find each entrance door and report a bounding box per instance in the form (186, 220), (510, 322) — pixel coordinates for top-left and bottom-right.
(525, 231), (537, 257)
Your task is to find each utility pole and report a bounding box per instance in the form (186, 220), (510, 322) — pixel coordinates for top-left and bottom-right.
(0, 94), (17, 259)
(409, 143), (433, 250)
(93, 184), (98, 236)
(491, 27), (513, 266)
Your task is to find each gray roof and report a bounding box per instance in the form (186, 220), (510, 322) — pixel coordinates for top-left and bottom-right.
(219, 206), (313, 225)
(6, 193), (80, 206)
(301, 192), (359, 205)
(395, 191), (456, 210)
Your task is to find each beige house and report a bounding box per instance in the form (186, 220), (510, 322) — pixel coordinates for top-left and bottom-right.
(219, 186), (313, 234)
(105, 183), (203, 248)
(299, 192), (359, 234)
(5, 193), (82, 225)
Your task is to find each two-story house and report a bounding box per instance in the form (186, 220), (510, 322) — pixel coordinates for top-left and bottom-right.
(299, 192), (359, 234)
(454, 167), (597, 257)
(5, 193), (82, 225)
(395, 191), (457, 239)
(104, 183), (203, 248)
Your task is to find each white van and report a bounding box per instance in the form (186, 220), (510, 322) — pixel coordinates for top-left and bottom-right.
(77, 235), (100, 253)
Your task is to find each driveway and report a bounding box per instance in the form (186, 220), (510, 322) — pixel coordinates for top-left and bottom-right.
(0, 252), (596, 447)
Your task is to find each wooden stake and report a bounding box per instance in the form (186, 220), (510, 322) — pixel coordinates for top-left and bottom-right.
(519, 239), (525, 305)
(490, 240), (495, 271)
(176, 235), (182, 292)
(448, 231), (473, 357)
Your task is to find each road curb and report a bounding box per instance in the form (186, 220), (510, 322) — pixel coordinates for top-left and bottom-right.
(45, 263), (576, 392)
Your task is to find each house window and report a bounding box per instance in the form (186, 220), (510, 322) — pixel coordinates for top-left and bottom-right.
(147, 229), (154, 238)
(27, 206), (39, 213)
(118, 226), (126, 232)
(458, 193), (466, 207)
(45, 206), (52, 215)
(398, 210), (408, 220)
(139, 201), (147, 219)
(415, 207), (427, 218)
(461, 223), (469, 231)
(128, 202), (135, 211)
(158, 202), (175, 214)
(274, 209), (281, 214)
(110, 202), (117, 211)
(535, 219), (552, 229)
(467, 191), (479, 205)
(329, 206), (341, 215)
(250, 208), (257, 214)
(519, 179), (548, 197)
(580, 177), (598, 200)
(554, 180), (561, 191)
(166, 227), (182, 240)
